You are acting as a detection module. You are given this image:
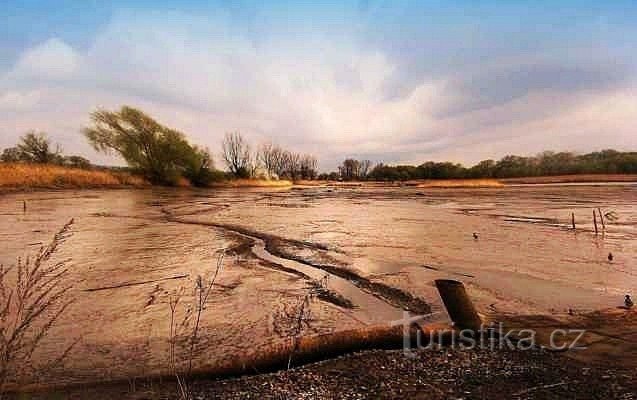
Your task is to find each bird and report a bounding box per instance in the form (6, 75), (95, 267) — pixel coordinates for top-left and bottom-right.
(473, 232), (479, 240)
(626, 295), (634, 309)
(608, 252), (614, 262)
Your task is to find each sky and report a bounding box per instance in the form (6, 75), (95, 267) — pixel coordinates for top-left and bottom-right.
(1, 1), (636, 170)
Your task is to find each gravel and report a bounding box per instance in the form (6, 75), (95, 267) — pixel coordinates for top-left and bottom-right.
(187, 348), (636, 399)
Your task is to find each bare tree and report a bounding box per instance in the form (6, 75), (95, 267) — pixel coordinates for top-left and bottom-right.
(339, 159), (361, 181)
(283, 151), (301, 180)
(257, 142), (286, 178)
(0, 220), (77, 394)
(221, 132), (252, 178)
(359, 160), (372, 179)
(272, 147), (288, 178)
(299, 155), (318, 180)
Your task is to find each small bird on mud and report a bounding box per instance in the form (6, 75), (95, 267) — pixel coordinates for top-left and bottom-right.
(608, 252), (614, 262)
(473, 232), (479, 240)
(626, 295), (634, 309)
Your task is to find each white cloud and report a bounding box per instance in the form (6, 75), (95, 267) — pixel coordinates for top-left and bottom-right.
(0, 90), (41, 111)
(9, 38), (81, 81)
(0, 10), (636, 170)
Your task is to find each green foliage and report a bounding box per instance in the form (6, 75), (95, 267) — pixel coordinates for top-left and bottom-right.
(16, 131), (61, 163)
(83, 106), (217, 186)
(63, 155), (92, 169)
(1, 132), (91, 169)
(0, 147), (23, 163)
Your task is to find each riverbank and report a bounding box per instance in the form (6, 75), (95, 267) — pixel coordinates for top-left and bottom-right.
(27, 344), (637, 399)
(500, 174), (637, 184)
(2, 164), (637, 193)
(0, 163), (295, 192)
(0, 163), (147, 190)
(21, 307), (637, 398)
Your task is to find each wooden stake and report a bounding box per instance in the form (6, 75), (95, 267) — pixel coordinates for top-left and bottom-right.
(597, 207), (605, 230)
(571, 212), (575, 230)
(23, 200), (26, 213)
(593, 209), (598, 235)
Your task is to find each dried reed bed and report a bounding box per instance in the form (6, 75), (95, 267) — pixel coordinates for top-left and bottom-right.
(315, 180), (503, 188)
(0, 163), (147, 190)
(500, 174), (637, 184)
(413, 179), (503, 188)
(209, 179), (293, 188)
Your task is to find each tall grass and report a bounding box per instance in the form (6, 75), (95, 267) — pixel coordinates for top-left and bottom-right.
(0, 163), (146, 189)
(167, 251), (226, 400)
(0, 220), (77, 396)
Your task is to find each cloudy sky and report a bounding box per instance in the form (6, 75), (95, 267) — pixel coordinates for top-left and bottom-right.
(1, 1), (636, 170)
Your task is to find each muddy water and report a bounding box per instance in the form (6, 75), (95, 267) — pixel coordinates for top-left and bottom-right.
(1, 184), (636, 385)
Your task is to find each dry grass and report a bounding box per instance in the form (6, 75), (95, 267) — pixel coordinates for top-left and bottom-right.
(1, 220), (77, 395)
(209, 179), (293, 188)
(291, 180), (328, 187)
(500, 174), (637, 184)
(315, 180), (504, 188)
(0, 163), (147, 190)
(411, 179), (504, 188)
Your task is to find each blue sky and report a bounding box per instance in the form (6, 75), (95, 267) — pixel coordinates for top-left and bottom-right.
(1, 1), (636, 169)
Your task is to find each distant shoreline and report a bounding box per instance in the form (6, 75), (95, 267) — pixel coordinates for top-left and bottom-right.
(2, 163), (636, 194)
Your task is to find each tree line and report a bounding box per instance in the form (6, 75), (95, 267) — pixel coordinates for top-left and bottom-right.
(327, 150), (637, 181)
(3, 106), (636, 185)
(222, 133), (317, 180)
(1, 106), (318, 186)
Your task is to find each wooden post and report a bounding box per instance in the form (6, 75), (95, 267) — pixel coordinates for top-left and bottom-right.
(23, 200), (26, 213)
(598, 207), (605, 230)
(435, 279), (482, 331)
(593, 209), (598, 235)
(571, 212), (576, 230)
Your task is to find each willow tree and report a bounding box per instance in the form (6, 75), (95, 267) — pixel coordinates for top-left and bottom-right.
(83, 106), (213, 186)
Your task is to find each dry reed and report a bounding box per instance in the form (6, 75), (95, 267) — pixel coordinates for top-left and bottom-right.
(414, 179), (503, 188)
(208, 179), (293, 188)
(167, 251), (226, 400)
(0, 220), (77, 396)
(0, 163), (146, 189)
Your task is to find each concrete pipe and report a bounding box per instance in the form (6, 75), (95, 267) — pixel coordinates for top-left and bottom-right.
(435, 279), (482, 331)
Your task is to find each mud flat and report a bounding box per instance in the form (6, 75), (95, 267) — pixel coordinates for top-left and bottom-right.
(0, 183), (636, 393)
